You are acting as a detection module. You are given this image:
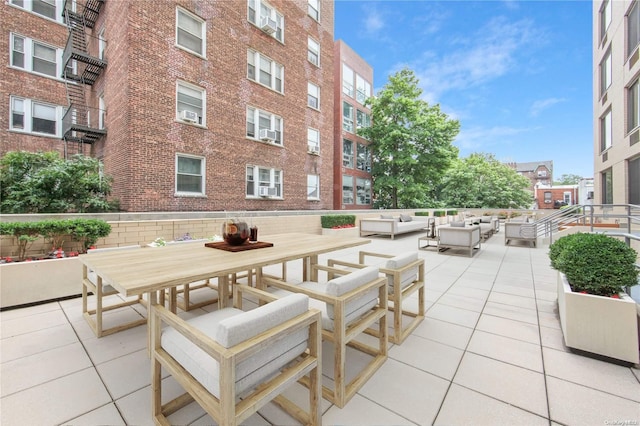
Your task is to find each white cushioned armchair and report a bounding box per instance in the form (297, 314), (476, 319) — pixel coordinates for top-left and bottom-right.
(150, 285), (322, 426)
(438, 224), (481, 257)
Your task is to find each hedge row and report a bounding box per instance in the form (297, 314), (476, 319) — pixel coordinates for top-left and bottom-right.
(320, 214), (356, 229)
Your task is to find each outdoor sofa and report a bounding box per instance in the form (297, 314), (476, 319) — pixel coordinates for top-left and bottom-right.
(437, 223), (481, 257)
(360, 214), (429, 239)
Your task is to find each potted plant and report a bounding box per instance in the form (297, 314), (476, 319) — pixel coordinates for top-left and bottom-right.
(320, 214), (358, 237)
(549, 233), (639, 363)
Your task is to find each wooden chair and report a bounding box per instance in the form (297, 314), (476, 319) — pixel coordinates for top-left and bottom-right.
(262, 265), (387, 408)
(82, 245), (148, 337)
(150, 286), (322, 426)
(329, 251), (425, 344)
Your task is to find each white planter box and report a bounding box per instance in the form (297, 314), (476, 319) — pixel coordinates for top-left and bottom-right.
(321, 227), (360, 237)
(557, 272), (639, 364)
(0, 257), (82, 309)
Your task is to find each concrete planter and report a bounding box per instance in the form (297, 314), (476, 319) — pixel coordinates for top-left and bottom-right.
(321, 227), (360, 237)
(0, 257), (82, 309)
(557, 272), (639, 364)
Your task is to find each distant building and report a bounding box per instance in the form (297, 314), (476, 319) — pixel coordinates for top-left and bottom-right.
(593, 0), (640, 205)
(506, 160), (553, 194)
(534, 184), (578, 210)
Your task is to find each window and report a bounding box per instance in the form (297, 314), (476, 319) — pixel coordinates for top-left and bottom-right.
(356, 74), (371, 104)
(356, 177), (371, 205)
(98, 94), (105, 130)
(246, 165), (282, 197)
(98, 28), (106, 60)
(177, 81), (205, 125)
(10, 34), (62, 78)
(537, 169), (547, 177)
(601, 168), (613, 204)
(343, 102), (354, 132)
(342, 175), (354, 204)
(600, 0), (611, 39)
(248, 0), (284, 43)
(176, 8), (205, 56)
(600, 48), (611, 96)
(307, 175), (319, 199)
(356, 109), (371, 130)
(628, 1), (640, 57)
(307, 37), (320, 67)
(544, 191), (552, 204)
(600, 109), (612, 152)
(308, 0), (319, 20)
(307, 82), (319, 109)
(247, 50), (283, 93)
(10, 96), (62, 136)
(629, 156), (640, 204)
(628, 79), (640, 132)
(176, 155), (205, 195)
(10, 0), (62, 22)
(343, 139), (354, 168)
(356, 143), (371, 172)
(307, 127), (319, 152)
(342, 64), (354, 97)
(246, 107), (283, 145)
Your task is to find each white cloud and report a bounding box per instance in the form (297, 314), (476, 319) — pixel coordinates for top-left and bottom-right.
(363, 7), (385, 35)
(455, 125), (537, 152)
(530, 97), (566, 116)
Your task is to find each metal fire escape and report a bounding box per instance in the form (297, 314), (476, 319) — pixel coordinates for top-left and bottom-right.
(61, 0), (106, 158)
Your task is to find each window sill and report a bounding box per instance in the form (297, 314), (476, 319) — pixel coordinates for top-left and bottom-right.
(174, 44), (207, 60)
(8, 129), (60, 139)
(247, 137), (283, 147)
(247, 78), (284, 96)
(174, 192), (207, 198)
(176, 119), (207, 129)
(307, 105), (320, 112)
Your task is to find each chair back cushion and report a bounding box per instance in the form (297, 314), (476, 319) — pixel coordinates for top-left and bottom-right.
(162, 293), (310, 398)
(326, 266), (380, 325)
(384, 252), (419, 291)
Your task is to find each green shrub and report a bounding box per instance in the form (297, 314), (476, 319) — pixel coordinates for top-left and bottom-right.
(446, 210), (458, 216)
(433, 210), (446, 217)
(0, 221), (41, 260)
(552, 233), (638, 296)
(548, 233), (583, 270)
(415, 211), (430, 216)
(70, 219), (112, 250)
(320, 214), (356, 229)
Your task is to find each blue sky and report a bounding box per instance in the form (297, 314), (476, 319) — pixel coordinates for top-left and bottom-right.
(334, 0), (594, 179)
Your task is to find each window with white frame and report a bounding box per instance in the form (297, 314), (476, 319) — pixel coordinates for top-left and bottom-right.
(343, 139), (354, 168)
(246, 106), (283, 145)
(600, 0), (611, 40)
(356, 74), (371, 104)
(602, 168), (613, 204)
(342, 102), (354, 132)
(176, 154), (205, 195)
(356, 109), (371, 130)
(356, 177), (371, 205)
(10, 0), (62, 22)
(98, 27), (106, 60)
(247, 0), (284, 43)
(342, 64), (354, 97)
(600, 48), (611, 96)
(246, 165), (282, 197)
(308, 0), (319, 20)
(307, 82), (320, 109)
(544, 191), (552, 204)
(307, 174), (319, 199)
(307, 37), (320, 67)
(11, 34), (62, 78)
(247, 49), (283, 93)
(98, 94), (105, 130)
(600, 109), (612, 152)
(628, 1), (640, 57)
(176, 7), (206, 56)
(10, 96), (62, 136)
(629, 79), (640, 132)
(307, 127), (319, 152)
(176, 81), (205, 125)
(356, 143), (371, 172)
(342, 175), (354, 204)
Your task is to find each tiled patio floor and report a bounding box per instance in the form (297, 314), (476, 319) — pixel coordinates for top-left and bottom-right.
(1, 231), (639, 425)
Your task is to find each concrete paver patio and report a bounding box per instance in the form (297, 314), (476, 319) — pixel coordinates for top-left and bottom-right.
(1, 231), (639, 425)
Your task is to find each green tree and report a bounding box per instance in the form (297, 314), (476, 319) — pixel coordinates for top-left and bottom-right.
(438, 153), (532, 208)
(0, 151), (115, 213)
(359, 68), (460, 209)
(554, 173), (582, 185)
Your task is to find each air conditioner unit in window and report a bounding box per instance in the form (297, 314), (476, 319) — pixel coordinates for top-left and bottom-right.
(260, 16), (277, 34)
(259, 128), (277, 142)
(308, 146), (319, 155)
(259, 186), (276, 197)
(181, 110), (198, 123)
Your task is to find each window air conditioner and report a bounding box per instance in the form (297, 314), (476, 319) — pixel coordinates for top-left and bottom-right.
(259, 128), (277, 141)
(259, 186), (271, 197)
(308, 146), (319, 155)
(260, 16), (277, 34)
(268, 187), (278, 196)
(181, 110), (198, 123)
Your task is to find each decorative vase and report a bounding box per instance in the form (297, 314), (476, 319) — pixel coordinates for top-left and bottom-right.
(222, 221), (250, 245)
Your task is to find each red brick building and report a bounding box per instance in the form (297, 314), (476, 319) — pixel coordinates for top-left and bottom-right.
(535, 185), (579, 209)
(506, 160), (553, 195)
(1, 0), (336, 212)
(333, 40), (373, 209)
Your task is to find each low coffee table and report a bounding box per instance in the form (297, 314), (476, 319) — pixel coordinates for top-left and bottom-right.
(418, 233), (438, 250)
